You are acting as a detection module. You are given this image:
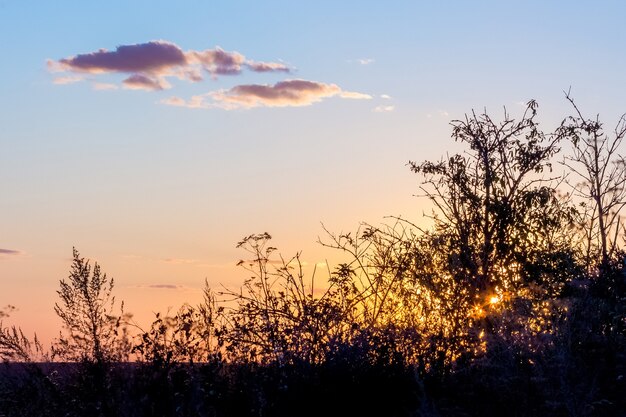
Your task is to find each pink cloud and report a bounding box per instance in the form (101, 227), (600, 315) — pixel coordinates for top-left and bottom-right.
(92, 82), (118, 91)
(204, 79), (371, 109)
(146, 284), (183, 290)
(160, 96), (187, 107)
(123, 74), (169, 91)
(132, 283), (197, 291)
(245, 60), (290, 73)
(0, 248), (24, 259)
(160, 80), (371, 109)
(53, 75), (83, 85)
(48, 41), (372, 111)
(188, 47), (246, 75)
(162, 257), (199, 264)
(53, 40), (187, 74)
(49, 41), (291, 91)
(0, 248), (21, 255)
(188, 48), (291, 76)
(160, 95), (208, 109)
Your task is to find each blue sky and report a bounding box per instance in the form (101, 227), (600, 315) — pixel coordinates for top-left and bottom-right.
(1, 0), (626, 342)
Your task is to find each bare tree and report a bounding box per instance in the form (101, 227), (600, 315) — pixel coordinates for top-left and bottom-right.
(560, 91), (626, 272)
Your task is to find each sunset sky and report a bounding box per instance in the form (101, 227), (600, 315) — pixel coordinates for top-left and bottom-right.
(2, 0), (626, 345)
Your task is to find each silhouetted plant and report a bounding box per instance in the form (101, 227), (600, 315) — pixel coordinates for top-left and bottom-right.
(0, 325), (46, 362)
(53, 248), (130, 364)
(218, 233), (361, 365)
(3, 97), (626, 417)
(560, 90), (626, 273)
(0, 305), (47, 363)
(133, 302), (219, 365)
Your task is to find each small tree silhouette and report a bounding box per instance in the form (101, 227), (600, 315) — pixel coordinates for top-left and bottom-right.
(560, 91), (626, 273)
(53, 248), (129, 363)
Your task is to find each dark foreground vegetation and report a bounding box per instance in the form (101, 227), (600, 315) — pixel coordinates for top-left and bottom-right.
(1, 94), (625, 416)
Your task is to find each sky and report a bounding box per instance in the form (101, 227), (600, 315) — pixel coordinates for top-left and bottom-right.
(1, 0), (626, 345)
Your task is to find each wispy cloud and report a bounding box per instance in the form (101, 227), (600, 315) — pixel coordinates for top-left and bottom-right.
(357, 58), (375, 65)
(145, 284), (184, 290)
(131, 283), (196, 291)
(373, 105), (395, 113)
(162, 79), (371, 110)
(426, 110), (450, 119)
(0, 248), (24, 259)
(245, 60), (290, 73)
(162, 257), (199, 265)
(93, 82), (118, 91)
(53, 75), (84, 85)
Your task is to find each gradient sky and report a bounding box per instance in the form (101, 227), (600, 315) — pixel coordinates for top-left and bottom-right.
(2, 0), (626, 345)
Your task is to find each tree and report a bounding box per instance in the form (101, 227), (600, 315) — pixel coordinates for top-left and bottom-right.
(560, 91), (626, 272)
(408, 101), (576, 304)
(53, 248), (129, 363)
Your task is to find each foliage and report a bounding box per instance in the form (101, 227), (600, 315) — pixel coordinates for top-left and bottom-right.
(53, 248), (131, 364)
(1, 97), (626, 416)
(218, 233), (359, 365)
(0, 326), (46, 363)
(133, 301), (219, 365)
(560, 90), (626, 272)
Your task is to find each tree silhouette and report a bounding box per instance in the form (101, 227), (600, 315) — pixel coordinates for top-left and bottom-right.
(53, 248), (129, 363)
(560, 91), (626, 273)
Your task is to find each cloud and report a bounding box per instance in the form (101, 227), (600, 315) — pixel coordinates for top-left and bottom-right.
(338, 90), (372, 99)
(380, 94), (391, 99)
(123, 74), (169, 91)
(357, 58), (375, 65)
(49, 41), (373, 111)
(93, 82), (118, 91)
(49, 41), (291, 90)
(131, 283), (196, 291)
(53, 75), (84, 85)
(51, 40), (187, 74)
(49, 40), (187, 92)
(162, 257), (199, 265)
(373, 105), (395, 112)
(0, 248), (23, 258)
(162, 79), (371, 110)
(426, 110), (449, 118)
(227, 79), (333, 105)
(146, 284), (184, 290)
(245, 60), (290, 73)
(161, 96), (187, 107)
(187, 47), (245, 75)
(0, 248), (21, 255)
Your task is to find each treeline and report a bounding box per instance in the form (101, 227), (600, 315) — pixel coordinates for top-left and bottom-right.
(1, 95), (625, 417)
